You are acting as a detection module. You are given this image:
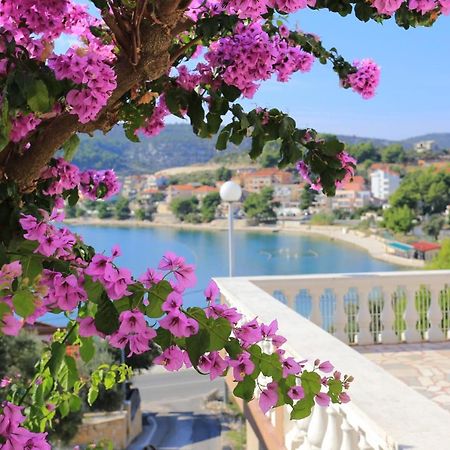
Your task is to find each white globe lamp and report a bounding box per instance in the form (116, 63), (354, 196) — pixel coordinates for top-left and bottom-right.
(220, 181), (242, 277)
(220, 180), (242, 203)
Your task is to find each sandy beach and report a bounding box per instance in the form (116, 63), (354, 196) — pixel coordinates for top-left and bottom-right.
(64, 217), (425, 269)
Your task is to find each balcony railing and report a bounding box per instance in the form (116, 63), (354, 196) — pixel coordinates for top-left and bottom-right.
(215, 271), (450, 450)
(253, 270), (450, 345)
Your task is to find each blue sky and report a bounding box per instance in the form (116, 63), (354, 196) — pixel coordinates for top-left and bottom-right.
(247, 11), (450, 139)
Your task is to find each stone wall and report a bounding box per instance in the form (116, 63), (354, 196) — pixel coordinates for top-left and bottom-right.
(71, 403), (143, 449)
(72, 411), (128, 449)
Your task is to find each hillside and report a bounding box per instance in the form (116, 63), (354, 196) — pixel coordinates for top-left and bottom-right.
(73, 124), (450, 175)
(73, 125), (243, 175)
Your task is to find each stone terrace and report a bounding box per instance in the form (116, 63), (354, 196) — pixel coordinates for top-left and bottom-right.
(356, 342), (450, 412)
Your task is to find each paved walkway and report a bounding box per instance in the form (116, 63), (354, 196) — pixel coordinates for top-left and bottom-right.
(355, 342), (450, 412)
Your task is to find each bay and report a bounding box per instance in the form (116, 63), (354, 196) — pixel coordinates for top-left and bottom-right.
(66, 225), (400, 311)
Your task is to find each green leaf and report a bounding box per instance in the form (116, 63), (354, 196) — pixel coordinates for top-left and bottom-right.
(206, 113), (222, 134)
(154, 327), (172, 349)
(233, 376), (255, 402)
(290, 397), (315, 420)
(259, 352), (283, 381)
(26, 80), (51, 113)
(104, 370), (116, 390)
(83, 276), (103, 304)
(90, 0), (108, 9)
(87, 386), (99, 406)
(301, 371), (322, 396)
(209, 317), (232, 351)
(221, 84), (241, 102)
(80, 337), (95, 363)
(146, 280), (172, 318)
(187, 92), (205, 130)
(186, 328), (210, 366)
(69, 394), (82, 412)
(0, 303), (11, 322)
(63, 135), (80, 161)
(94, 293), (119, 335)
(216, 127), (231, 150)
(59, 355), (78, 391)
(48, 342), (66, 377)
(0, 97), (11, 153)
(12, 289), (36, 318)
(225, 338), (242, 359)
(20, 255), (42, 282)
(327, 379), (343, 403)
(59, 399), (70, 418)
(67, 188), (79, 207)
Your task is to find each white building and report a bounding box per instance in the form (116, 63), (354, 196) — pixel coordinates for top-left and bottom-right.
(370, 168), (400, 201)
(414, 140), (440, 153)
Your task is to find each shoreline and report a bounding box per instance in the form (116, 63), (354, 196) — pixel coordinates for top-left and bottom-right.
(63, 218), (425, 269)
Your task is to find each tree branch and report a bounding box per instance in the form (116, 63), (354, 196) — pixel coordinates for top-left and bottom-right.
(2, 17), (180, 190)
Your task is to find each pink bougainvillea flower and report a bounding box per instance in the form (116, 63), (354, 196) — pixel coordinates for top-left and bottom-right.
(229, 352), (255, 381)
(139, 268), (163, 288)
(103, 267), (132, 300)
(315, 392), (331, 407)
(159, 311), (197, 338)
(78, 317), (103, 338)
(158, 252), (197, 289)
(318, 360), (334, 373)
(259, 381), (279, 414)
(282, 357), (302, 378)
(206, 304), (242, 324)
(154, 345), (184, 371)
(288, 386), (305, 401)
(199, 352), (228, 380)
(204, 280), (220, 303)
(0, 402), (25, 435)
(1, 315), (23, 336)
(235, 318), (263, 347)
(339, 392), (351, 403)
(162, 291), (183, 313)
(0, 377), (12, 388)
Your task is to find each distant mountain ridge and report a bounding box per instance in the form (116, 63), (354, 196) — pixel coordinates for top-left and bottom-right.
(72, 124), (450, 175)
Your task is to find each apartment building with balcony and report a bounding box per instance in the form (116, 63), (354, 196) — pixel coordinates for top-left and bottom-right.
(369, 166), (401, 202)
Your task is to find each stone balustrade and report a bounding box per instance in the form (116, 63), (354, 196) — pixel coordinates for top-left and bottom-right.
(251, 270), (450, 345)
(215, 273), (450, 450)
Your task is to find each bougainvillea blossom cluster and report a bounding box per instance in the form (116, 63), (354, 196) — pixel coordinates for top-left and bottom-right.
(0, 402), (50, 450)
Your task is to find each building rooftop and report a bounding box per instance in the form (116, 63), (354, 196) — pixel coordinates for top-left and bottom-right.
(193, 185), (218, 193)
(369, 163), (401, 175)
(412, 241), (441, 252)
(168, 184), (195, 191)
(338, 175), (367, 191)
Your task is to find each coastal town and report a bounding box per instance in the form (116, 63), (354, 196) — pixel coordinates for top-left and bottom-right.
(66, 139), (450, 267)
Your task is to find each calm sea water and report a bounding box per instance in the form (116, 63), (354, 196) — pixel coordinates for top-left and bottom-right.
(64, 225), (400, 312)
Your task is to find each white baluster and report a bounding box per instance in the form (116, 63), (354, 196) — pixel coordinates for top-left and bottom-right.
(288, 414), (312, 450)
(428, 286), (444, 342)
(356, 288), (373, 345)
(309, 288), (323, 328)
(301, 405), (328, 450)
(321, 407), (343, 450)
(284, 288), (299, 312)
(340, 417), (358, 450)
(333, 288), (349, 344)
(358, 431), (372, 450)
(403, 287), (421, 342)
(380, 287), (397, 344)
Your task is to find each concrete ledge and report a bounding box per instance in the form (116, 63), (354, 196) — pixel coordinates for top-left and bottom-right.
(215, 277), (450, 450)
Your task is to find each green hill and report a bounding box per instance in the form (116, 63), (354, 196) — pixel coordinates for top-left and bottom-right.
(72, 124), (450, 175)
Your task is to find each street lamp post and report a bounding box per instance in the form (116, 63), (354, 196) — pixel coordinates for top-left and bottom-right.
(220, 181), (242, 277)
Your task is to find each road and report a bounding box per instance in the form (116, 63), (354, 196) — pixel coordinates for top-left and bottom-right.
(132, 368), (225, 450)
